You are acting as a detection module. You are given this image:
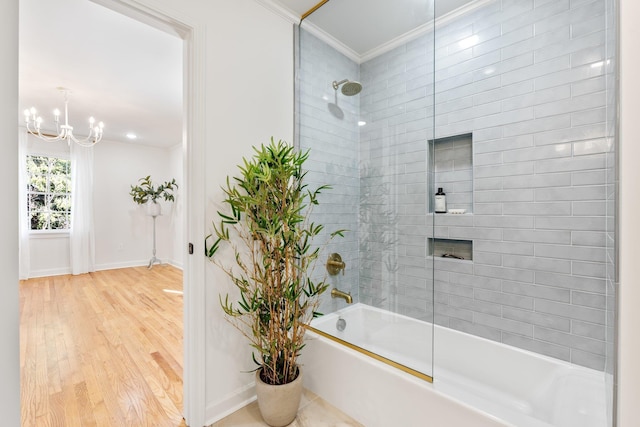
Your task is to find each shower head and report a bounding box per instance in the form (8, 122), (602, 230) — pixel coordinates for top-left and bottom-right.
(332, 79), (363, 96)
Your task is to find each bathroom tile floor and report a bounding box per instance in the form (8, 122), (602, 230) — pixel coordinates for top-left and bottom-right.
(210, 389), (364, 427)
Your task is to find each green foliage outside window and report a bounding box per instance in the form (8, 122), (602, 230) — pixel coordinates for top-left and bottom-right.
(26, 155), (71, 230)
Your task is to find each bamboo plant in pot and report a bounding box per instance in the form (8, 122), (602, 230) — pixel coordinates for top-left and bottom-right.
(206, 138), (343, 427)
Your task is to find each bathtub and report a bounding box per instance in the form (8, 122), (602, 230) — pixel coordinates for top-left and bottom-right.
(302, 303), (607, 427)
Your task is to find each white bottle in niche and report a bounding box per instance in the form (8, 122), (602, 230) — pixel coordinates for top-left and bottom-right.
(435, 187), (447, 213)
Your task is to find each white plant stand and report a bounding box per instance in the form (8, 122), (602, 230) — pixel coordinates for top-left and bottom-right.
(148, 214), (162, 269)
(147, 202), (162, 269)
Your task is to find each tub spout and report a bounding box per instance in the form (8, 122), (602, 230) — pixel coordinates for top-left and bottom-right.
(331, 288), (353, 304)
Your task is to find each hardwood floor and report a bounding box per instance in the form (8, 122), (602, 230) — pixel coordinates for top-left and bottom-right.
(20, 265), (185, 427)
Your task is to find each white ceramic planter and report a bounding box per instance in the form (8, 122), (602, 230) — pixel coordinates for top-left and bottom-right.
(146, 201), (161, 217)
(255, 368), (303, 427)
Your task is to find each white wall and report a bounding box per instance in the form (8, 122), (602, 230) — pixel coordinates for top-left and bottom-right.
(93, 139), (181, 270)
(200, 2), (294, 422)
(0, 0), (20, 424)
(26, 137), (182, 276)
(168, 143), (184, 268)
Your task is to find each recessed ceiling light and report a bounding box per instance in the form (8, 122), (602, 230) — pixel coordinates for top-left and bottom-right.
(126, 133), (137, 140)
(358, 121), (367, 127)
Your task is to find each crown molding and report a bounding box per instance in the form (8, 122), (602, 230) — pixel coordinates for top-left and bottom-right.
(254, 0), (300, 24)
(300, 0), (494, 64)
(300, 21), (362, 63)
(359, 19), (435, 64)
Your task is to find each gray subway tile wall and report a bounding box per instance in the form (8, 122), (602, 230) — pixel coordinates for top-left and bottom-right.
(298, 29), (360, 316)
(299, 0), (614, 371)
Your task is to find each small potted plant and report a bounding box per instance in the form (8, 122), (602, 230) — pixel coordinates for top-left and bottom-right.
(206, 138), (343, 426)
(129, 175), (178, 216)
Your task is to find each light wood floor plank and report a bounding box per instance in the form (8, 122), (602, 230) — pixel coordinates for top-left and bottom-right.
(20, 265), (185, 427)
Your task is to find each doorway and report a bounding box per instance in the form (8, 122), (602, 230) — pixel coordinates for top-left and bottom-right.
(18, 0), (205, 424)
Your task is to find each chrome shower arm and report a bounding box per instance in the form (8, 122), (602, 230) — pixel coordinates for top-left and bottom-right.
(332, 79), (348, 90)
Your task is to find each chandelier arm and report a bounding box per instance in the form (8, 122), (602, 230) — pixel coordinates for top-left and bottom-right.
(67, 133), (100, 145)
(72, 139), (102, 148)
(25, 123), (65, 142)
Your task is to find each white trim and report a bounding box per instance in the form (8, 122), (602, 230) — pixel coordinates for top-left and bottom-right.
(89, 1), (206, 425)
(182, 19), (208, 427)
(28, 267), (72, 278)
(27, 260), (183, 279)
(28, 230), (70, 238)
(301, 0), (494, 64)
(167, 259), (184, 270)
(94, 260), (155, 271)
(205, 383), (256, 426)
(90, 0), (189, 39)
(359, 20), (436, 64)
(254, 0), (300, 24)
(2, 0), (20, 422)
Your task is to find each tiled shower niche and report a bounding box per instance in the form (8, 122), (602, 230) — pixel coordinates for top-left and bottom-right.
(430, 133), (473, 214)
(429, 238), (473, 261)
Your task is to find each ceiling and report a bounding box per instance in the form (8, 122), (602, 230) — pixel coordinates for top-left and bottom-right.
(19, 0), (183, 147)
(19, 0), (475, 148)
(274, 0), (477, 57)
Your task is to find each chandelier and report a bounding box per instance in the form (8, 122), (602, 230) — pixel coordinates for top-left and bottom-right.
(23, 87), (104, 147)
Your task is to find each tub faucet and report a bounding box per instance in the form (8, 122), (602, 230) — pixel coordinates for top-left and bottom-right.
(326, 253), (346, 275)
(331, 288), (353, 304)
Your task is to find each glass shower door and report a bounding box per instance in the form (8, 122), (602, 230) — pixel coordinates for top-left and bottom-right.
(297, 0), (436, 380)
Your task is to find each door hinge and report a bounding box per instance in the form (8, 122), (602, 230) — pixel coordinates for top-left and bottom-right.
(188, 242), (194, 254)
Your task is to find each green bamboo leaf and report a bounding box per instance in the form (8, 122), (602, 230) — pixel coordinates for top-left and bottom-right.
(208, 138), (344, 385)
(217, 211), (237, 221)
(331, 229), (347, 238)
(251, 352), (262, 367)
(205, 236), (221, 257)
(238, 296), (250, 313)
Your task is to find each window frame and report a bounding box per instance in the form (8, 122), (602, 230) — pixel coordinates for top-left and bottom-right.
(25, 153), (72, 234)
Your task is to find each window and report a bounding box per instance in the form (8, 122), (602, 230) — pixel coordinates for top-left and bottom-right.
(26, 155), (71, 231)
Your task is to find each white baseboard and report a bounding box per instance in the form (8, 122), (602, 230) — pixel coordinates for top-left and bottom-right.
(97, 259), (183, 271)
(94, 260), (149, 271)
(167, 259), (183, 270)
(28, 259), (183, 278)
(27, 267), (71, 278)
(205, 382), (256, 426)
